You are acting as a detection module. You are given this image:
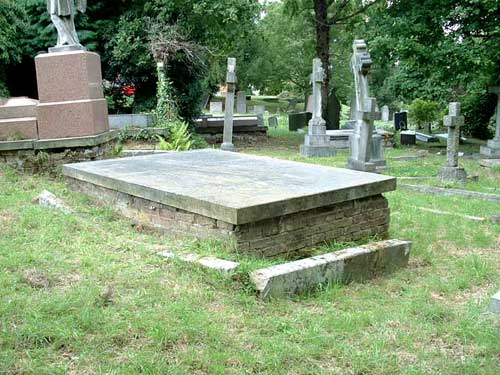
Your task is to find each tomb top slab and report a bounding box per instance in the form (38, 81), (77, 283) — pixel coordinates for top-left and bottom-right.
(63, 149), (396, 224)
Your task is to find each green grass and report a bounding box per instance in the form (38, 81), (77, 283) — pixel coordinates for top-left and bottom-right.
(1, 130), (500, 374)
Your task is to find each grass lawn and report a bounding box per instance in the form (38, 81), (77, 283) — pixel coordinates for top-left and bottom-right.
(1, 127), (499, 374)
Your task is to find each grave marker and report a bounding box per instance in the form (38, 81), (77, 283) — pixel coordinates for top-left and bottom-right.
(381, 105), (390, 122)
(480, 87), (500, 159)
(438, 102), (467, 183)
(236, 91), (247, 113)
(347, 40), (380, 172)
(210, 101), (223, 113)
(300, 59), (336, 157)
(221, 58), (236, 152)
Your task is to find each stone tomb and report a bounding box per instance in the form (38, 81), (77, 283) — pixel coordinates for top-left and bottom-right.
(63, 150), (396, 257)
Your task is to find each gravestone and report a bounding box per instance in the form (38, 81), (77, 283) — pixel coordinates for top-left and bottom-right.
(0, 97), (39, 140)
(221, 58), (236, 152)
(268, 116), (278, 128)
(300, 59), (336, 157)
(347, 40), (380, 172)
(236, 91), (247, 113)
(306, 95), (314, 113)
(438, 102), (467, 183)
(394, 112), (408, 131)
(381, 105), (390, 122)
(326, 93), (341, 130)
(371, 134), (387, 169)
(480, 87), (500, 159)
(400, 130), (417, 145)
(288, 112), (311, 132)
(253, 105), (265, 115)
(344, 96), (357, 129)
(210, 102), (223, 113)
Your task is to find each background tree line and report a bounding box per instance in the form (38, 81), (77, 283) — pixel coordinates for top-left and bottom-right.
(0, 0), (498, 138)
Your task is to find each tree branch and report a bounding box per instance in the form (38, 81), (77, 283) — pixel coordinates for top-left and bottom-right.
(329, 0), (382, 25)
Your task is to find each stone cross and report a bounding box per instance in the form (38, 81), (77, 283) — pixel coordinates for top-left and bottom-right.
(490, 87), (500, 142)
(347, 39), (381, 172)
(438, 102), (467, 183)
(443, 102), (464, 167)
(299, 58), (336, 157)
(221, 57), (236, 152)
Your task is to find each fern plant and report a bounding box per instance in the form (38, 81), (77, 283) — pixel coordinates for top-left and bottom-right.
(157, 121), (193, 151)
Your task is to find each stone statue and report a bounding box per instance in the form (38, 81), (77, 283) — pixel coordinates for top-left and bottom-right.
(47, 0), (87, 52)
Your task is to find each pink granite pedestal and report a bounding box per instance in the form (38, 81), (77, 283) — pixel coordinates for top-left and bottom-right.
(35, 51), (109, 139)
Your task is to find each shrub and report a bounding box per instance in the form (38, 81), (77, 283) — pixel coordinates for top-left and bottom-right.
(409, 99), (440, 132)
(157, 121), (193, 151)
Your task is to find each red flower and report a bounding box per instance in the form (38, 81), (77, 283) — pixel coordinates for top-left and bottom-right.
(122, 84), (136, 96)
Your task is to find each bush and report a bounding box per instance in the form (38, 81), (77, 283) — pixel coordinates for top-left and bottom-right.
(409, 99), (441, 132)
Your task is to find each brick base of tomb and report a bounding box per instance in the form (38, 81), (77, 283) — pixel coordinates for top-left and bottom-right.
(66, 177), (390, 258)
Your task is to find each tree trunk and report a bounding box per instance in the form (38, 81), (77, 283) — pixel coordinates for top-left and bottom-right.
(313, 0), (330, 120)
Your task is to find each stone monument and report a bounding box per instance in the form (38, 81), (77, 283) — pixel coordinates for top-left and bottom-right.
(438, 102), (467, 183)
(347, 40), (380, 172)
(480, 87), (500, 159)
(209, 102), (223, 113)
(300, 58), (336, 157)
(381, 105), (390, 122)
(221, 57), (236, 152)
(36, 0), (109, 139)
(236, 91), (247, 113)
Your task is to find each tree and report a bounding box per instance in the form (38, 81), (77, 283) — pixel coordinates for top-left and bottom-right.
(283, 0), (380, 117)
(363, 0), (500, 138)
(409, 99), (441, 133)
(0, 0), (27, 96)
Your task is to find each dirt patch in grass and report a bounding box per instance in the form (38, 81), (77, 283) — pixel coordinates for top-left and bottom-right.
(22, 268), (50, 289)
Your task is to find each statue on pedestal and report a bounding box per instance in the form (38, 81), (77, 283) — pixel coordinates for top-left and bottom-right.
(47, 0), (87, 52)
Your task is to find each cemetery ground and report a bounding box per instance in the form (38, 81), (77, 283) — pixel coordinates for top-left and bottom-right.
(1, 129), (499, 374)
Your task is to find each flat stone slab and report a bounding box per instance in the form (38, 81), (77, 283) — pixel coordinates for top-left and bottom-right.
(250, 239), (411, 300)
(63, 149), (396, 225)
(490, 291), (500, 314)
(400, 184), (500, 202)
(157, 250), (239, 273)
(480, 159), (500, 168)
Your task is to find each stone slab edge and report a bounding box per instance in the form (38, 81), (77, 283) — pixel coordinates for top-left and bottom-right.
(490, 291), (500, 314)
(399, 184), (500, 202)
(250, 239), (411, 300)
(0, 131), (118, 152)
(0, 139), (35, 151)
(35, 130), (119, 150)
(157, 250), (239, 273)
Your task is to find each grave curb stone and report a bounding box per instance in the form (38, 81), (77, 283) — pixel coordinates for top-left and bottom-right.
(250, 239), (411, 300)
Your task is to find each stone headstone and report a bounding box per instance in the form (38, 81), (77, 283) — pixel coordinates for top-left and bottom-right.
(394, 112), (408, 131)
(268, 116), (278, 128)
(438, 102), (467, 183)
(210, 101), (223, 113)
(347, 40), (380, 172)
(326, 93), (341, 130)
(221, 58), (236, 152)
(480, 87), (500, 159)
(236, 91), (246, 113)
(300, 59), (336, 157)
(253, 105), (265, 115)
(288, 112), (311, 132)
(400, 130), (417, 145)
(381, 105), (390, 122)
(306, 95), (314, 113)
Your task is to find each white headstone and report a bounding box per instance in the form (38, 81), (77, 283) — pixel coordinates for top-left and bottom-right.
(253, 105), (265, 115)
(381, 105), (390, 122)
(210, 101), (223, 113)
(236, 91), (246, 113)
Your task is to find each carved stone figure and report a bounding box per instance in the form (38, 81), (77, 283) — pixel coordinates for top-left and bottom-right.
(47, 0), (87, 51)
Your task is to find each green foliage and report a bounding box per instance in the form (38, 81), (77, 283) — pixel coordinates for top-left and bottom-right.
(364, 0), (500, 138)
(409, 99), (441, 131)
(157, 121), (193, 151)
(154, 63), (178, 127)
